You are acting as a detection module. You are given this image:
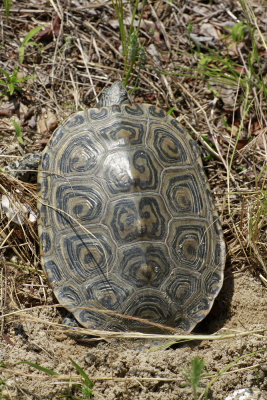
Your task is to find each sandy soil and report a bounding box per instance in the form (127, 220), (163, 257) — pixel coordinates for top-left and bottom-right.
(1, 272), (266, 399)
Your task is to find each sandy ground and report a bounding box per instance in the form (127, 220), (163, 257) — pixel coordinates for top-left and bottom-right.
(1, 271), (266, 399)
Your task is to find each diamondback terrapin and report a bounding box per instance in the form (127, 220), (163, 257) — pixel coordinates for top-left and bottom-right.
(38, 81), (225, 333)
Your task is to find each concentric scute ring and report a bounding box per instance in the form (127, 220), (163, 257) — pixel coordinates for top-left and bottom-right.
(105, 195), (169, 243)
(116, 243), (171, 288)
(51, 179), (105, 228)
(102, 149), (160, 195)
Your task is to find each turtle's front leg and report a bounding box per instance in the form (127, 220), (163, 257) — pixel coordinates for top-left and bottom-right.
(2, 153), (41, 182)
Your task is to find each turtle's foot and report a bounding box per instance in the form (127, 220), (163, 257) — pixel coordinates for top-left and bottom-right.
(62, 313), (97, 343)
(2, 153), (40, 182)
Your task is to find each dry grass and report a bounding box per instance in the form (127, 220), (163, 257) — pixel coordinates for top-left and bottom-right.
(0, 0), (266, 399)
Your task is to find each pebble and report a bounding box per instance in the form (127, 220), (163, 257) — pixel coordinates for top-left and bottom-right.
(225, 388), (264, 400)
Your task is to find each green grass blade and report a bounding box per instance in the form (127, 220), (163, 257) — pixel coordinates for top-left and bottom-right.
(15, 75), (34, 83)
(21, 25), (43, 46)
(19, 361), (59, 376)
(8, 82), (15, 96)
(18, 47), (25, 65)
(19, 26), (43, 64)
(12, 120), (24, 145)
(167, 106), (176, 115)
(3, 0), (12, 23)
(70, 358), (93, 389)
(199, 348), (267, 399)
(0, 67), (11, 79)
(10, 66), (18, 80)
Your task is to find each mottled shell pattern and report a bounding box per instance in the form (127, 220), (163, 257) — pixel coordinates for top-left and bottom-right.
(38, 82), (225, 333)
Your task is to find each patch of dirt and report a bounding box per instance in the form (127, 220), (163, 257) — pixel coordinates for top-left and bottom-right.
(1, 273), (266, 399)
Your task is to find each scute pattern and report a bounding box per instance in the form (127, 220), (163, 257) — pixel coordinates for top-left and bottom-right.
(105, 195), (168, 243)
(162, 170), (204, 216)
(117, 244), (170, 288)
(38, 102), (225, 333)
(102, 149), (159, 194)
(53, 181), (104, 226)
(100, 120), (145, 146)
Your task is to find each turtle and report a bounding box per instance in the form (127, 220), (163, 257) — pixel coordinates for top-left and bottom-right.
(26, 82), (227, 333)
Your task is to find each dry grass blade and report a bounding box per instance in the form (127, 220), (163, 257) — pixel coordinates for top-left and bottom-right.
(0, 0), (266, 399)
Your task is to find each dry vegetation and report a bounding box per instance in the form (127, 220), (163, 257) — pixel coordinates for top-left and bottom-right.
(0, 0), (266, 399)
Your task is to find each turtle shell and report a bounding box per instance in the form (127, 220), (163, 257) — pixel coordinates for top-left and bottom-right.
(38, 103), (225, 333)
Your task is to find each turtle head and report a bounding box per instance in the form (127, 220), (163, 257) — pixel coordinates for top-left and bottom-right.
(97, 81), (131, 107)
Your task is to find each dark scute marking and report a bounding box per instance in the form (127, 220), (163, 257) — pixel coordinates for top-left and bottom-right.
(205, 271), (222, 297)
(58, 286), (81, 307)
(110, 197), (166, 243)
(41, 152), (50, 171)
(104, 150), (158, 194)
(90, 107), (108, 120)
(63, 233), (112, 280)
(49, 126), (64, 147)
(105, 322), (127, 332)
(166, 270), (199, 306)
(207, 190), (214, 209)
(213, 215), (222, 235)
(195, 161), (207, 185)
(79, 310), (106, 329)
(125, 295), (171, 323)
(39, 204), (48, 225)
(188, 297), (210, 321)
(110, 199), (139, 243)
(170, 118), (185, 134)
(139, 197), (166, 239)
(59, 135), (100, 173)
(174, 317), (191, 332)
(189, 139), (199, 159)
(133, 150), (158, 189)
(43, 260), (62, 282)
(86, 280), (128, 310)
(215, 242), (225, 267)
(55, 185), (102, 226)
(149, 106), (165, 118)
(65, 114), (85, 128)
(171, 224), (207, 270)
(166, 174), (203, 214)
(39, 175), (49, 199)
(120, 245), (170, 288)
(100, 121), (144, 146)
(111, 104), (121, 113)
(195, 162), (207, 186)
(40, 232), (51, 253)
(124, 103), (145, 116)
(154, 128), (187, 164)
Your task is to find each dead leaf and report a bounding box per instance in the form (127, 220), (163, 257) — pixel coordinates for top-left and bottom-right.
(0, 102), (16, 117)
(236, 139), (249, 150)
(209, 78), (238, 110)
(37, 14), (61, 44)
(38, 110), (58, 136)
(199, 23), (220, 41)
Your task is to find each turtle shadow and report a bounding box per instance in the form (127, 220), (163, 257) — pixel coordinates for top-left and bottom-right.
(194, 259), (234, 335)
